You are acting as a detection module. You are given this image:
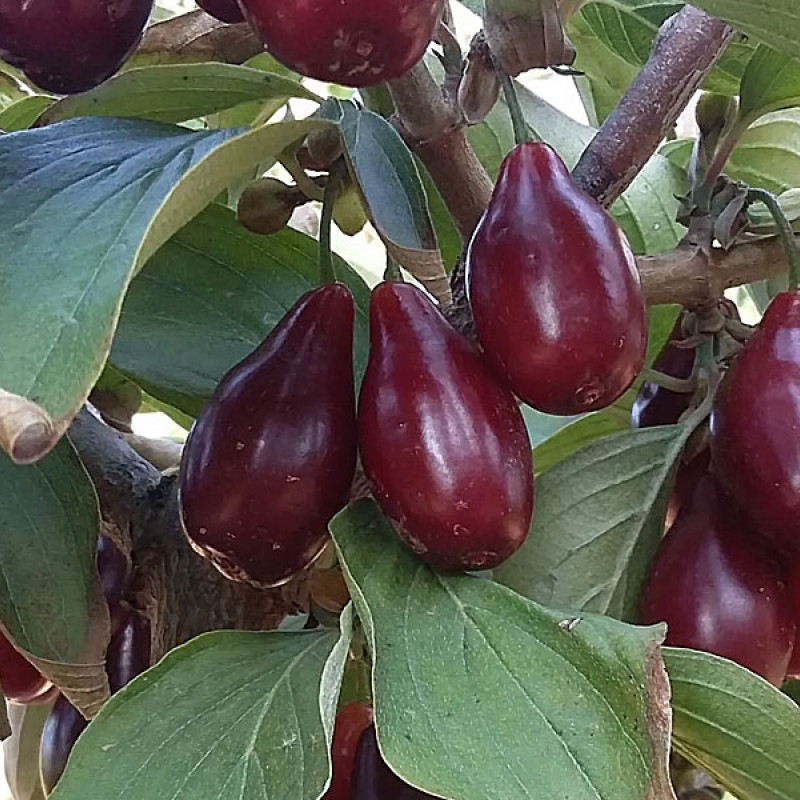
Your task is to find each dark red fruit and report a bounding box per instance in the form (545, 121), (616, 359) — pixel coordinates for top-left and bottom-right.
(467, 142), (647, 415)
(351, 725), (435, 799)
(359, 282), (534, 571)
(40, 694), (88, 795)
(786, 562), (800, 680)
(0, 631), (52, 704)
(239, 0), (445, 87)
(323, 702), (374, 800)
(665, 449), (710, 530)
(96, 535), (129, 612)
(640, 475), (795, 685)
(631, 318), (695, 428)
(0, 0), (154, 94)
(711, 291), (800, 554)
(106, 606), (151, 693)
(196, 0), (244, 24)
(180, 284), (357, 588)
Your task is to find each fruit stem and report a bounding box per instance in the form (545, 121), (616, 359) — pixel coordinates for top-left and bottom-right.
(319, 162), (345, 285)
(747, 188), (800, 291)
(384, 252), (402, 282)
(640, 368), (696, 394)
(494, 62), (529, 146)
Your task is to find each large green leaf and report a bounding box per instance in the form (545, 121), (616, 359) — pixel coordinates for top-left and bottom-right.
(690, 0), (800, 61)
(331, 500), (674, 800)
(0, 96), (52, 132)
(666, 647), (800, 800)
(111, 204), (371, 419)
(738, 45), (800, 123)
(0, 115), (332, 463)
(38, 63), (317, 126)
(494, 425), (689, 621)
(51, 612), (353, 800)
(0, 441), (98, 662)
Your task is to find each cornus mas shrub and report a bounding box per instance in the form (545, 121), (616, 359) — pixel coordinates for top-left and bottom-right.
(1, 1), (800, 799)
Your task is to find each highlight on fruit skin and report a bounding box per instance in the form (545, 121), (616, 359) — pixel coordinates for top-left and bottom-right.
(0, 0), (154, 94)
(179, 284), (358, 588)
(467, 141), (647, 416)
(358, 281), (534, 572)
(238, 0), (446, 87)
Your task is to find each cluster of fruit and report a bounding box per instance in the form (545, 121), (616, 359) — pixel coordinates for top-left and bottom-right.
(637, 294), (800, 687)
(0, 0), (446, 95)
(0, 536), (151, 795)
(179, 142), (646, 589)
(323, 702), (435, 799)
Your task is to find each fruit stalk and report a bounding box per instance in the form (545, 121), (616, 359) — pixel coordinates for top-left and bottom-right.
(747, 188), (800, 290)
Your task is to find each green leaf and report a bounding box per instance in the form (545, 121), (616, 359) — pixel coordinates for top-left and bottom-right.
(494, 425), (689, 621)
(0, 441), (98, 661)
(38, 63), (317, 126)
(690, 0), (800, 61)
(3, 702), (50, 800)
(666, 647), (800, 800)
(739, 45), (800, 123)
(51, 611), (353, 800)
(0, 96), (52, 132)
(111, 204), (371, 419)
(0, 114), (333, 462)
(331, 500), (673, 800)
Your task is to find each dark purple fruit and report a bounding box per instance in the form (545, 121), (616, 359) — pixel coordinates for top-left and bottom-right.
(0, 631), (52, 704)
(0, 0), (154, 94)
(358, 282), (534, 571)
(96, 535), (129, 612)
(40, 694), (88, 795)
(631, 317), (695, 428)
(196, 0), (244, 23)
(640, 475), (795, 685)
(467, 142), (648, 415)
(711, 291), (800, 554)
(351, 725), (435, 799)
(239, 0), (444, 87)
(106, 606), (151, 694)
(322, 702), (374, 800)
(180, 284), (357, 588)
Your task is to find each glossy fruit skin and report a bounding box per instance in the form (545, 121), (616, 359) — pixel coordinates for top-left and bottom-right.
(196, 0), (244, 23)
(710, 291), (800, 554)
(40, 694), (88, 795)
(351, 725), (435, 799)
(323, 702), (374, 800)
(786, 561), (800, 680)
(180, 284), (357, 588)
(0, 631), (52, 704)
(239, 0), (445, 87)
(640, 475), (795, 685)
(0, 0), (154, 94)
(106, 606), (151, 693)
(359, 282), (534, 571)
(467, 142), (647, 415)
(631, 319), (695, 428)
(96, 535), (129, 612)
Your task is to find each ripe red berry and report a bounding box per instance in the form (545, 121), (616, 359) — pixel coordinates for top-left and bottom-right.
(711, 291), (800, 554)
(351, 725), (435, 799)
(323, 702), (374, 800)
(467, 142), (647, 415)
(195, 0), (244, 24)
(640, 475), (795, 685)
(359, 282), (534, 572)
(0, 0), (154, 94)
(40, 695), (88, 795)
(631, 318), (695, 428)
(238, 0), (445, 87)
(0, 631), (52, 704)
(180, 284), (357, 588)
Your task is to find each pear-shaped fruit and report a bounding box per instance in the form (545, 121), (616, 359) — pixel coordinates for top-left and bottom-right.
(467, 142), (647, 415)
(640, 475), (795, 686)
(711, 291), (800, 554)
(359, 282), (534, 571)
(180, 284), (357, 587)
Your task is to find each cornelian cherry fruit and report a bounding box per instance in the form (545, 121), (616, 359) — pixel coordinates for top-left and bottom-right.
(40, 695), (88, 795)
(180, 284), (357, 588)
(196, 0), (244, 23)
(239, 0), (445, 87)
(785, 561), (800, 680)
(0, 0), (154, 94)
(467, 142), (647, 415)
(711, 291), (800, 554)
(640, 475), (795, 685)
(323, 702), (374, 800)
(359, 282), (534, 571)
(0, 631), (52, 704)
